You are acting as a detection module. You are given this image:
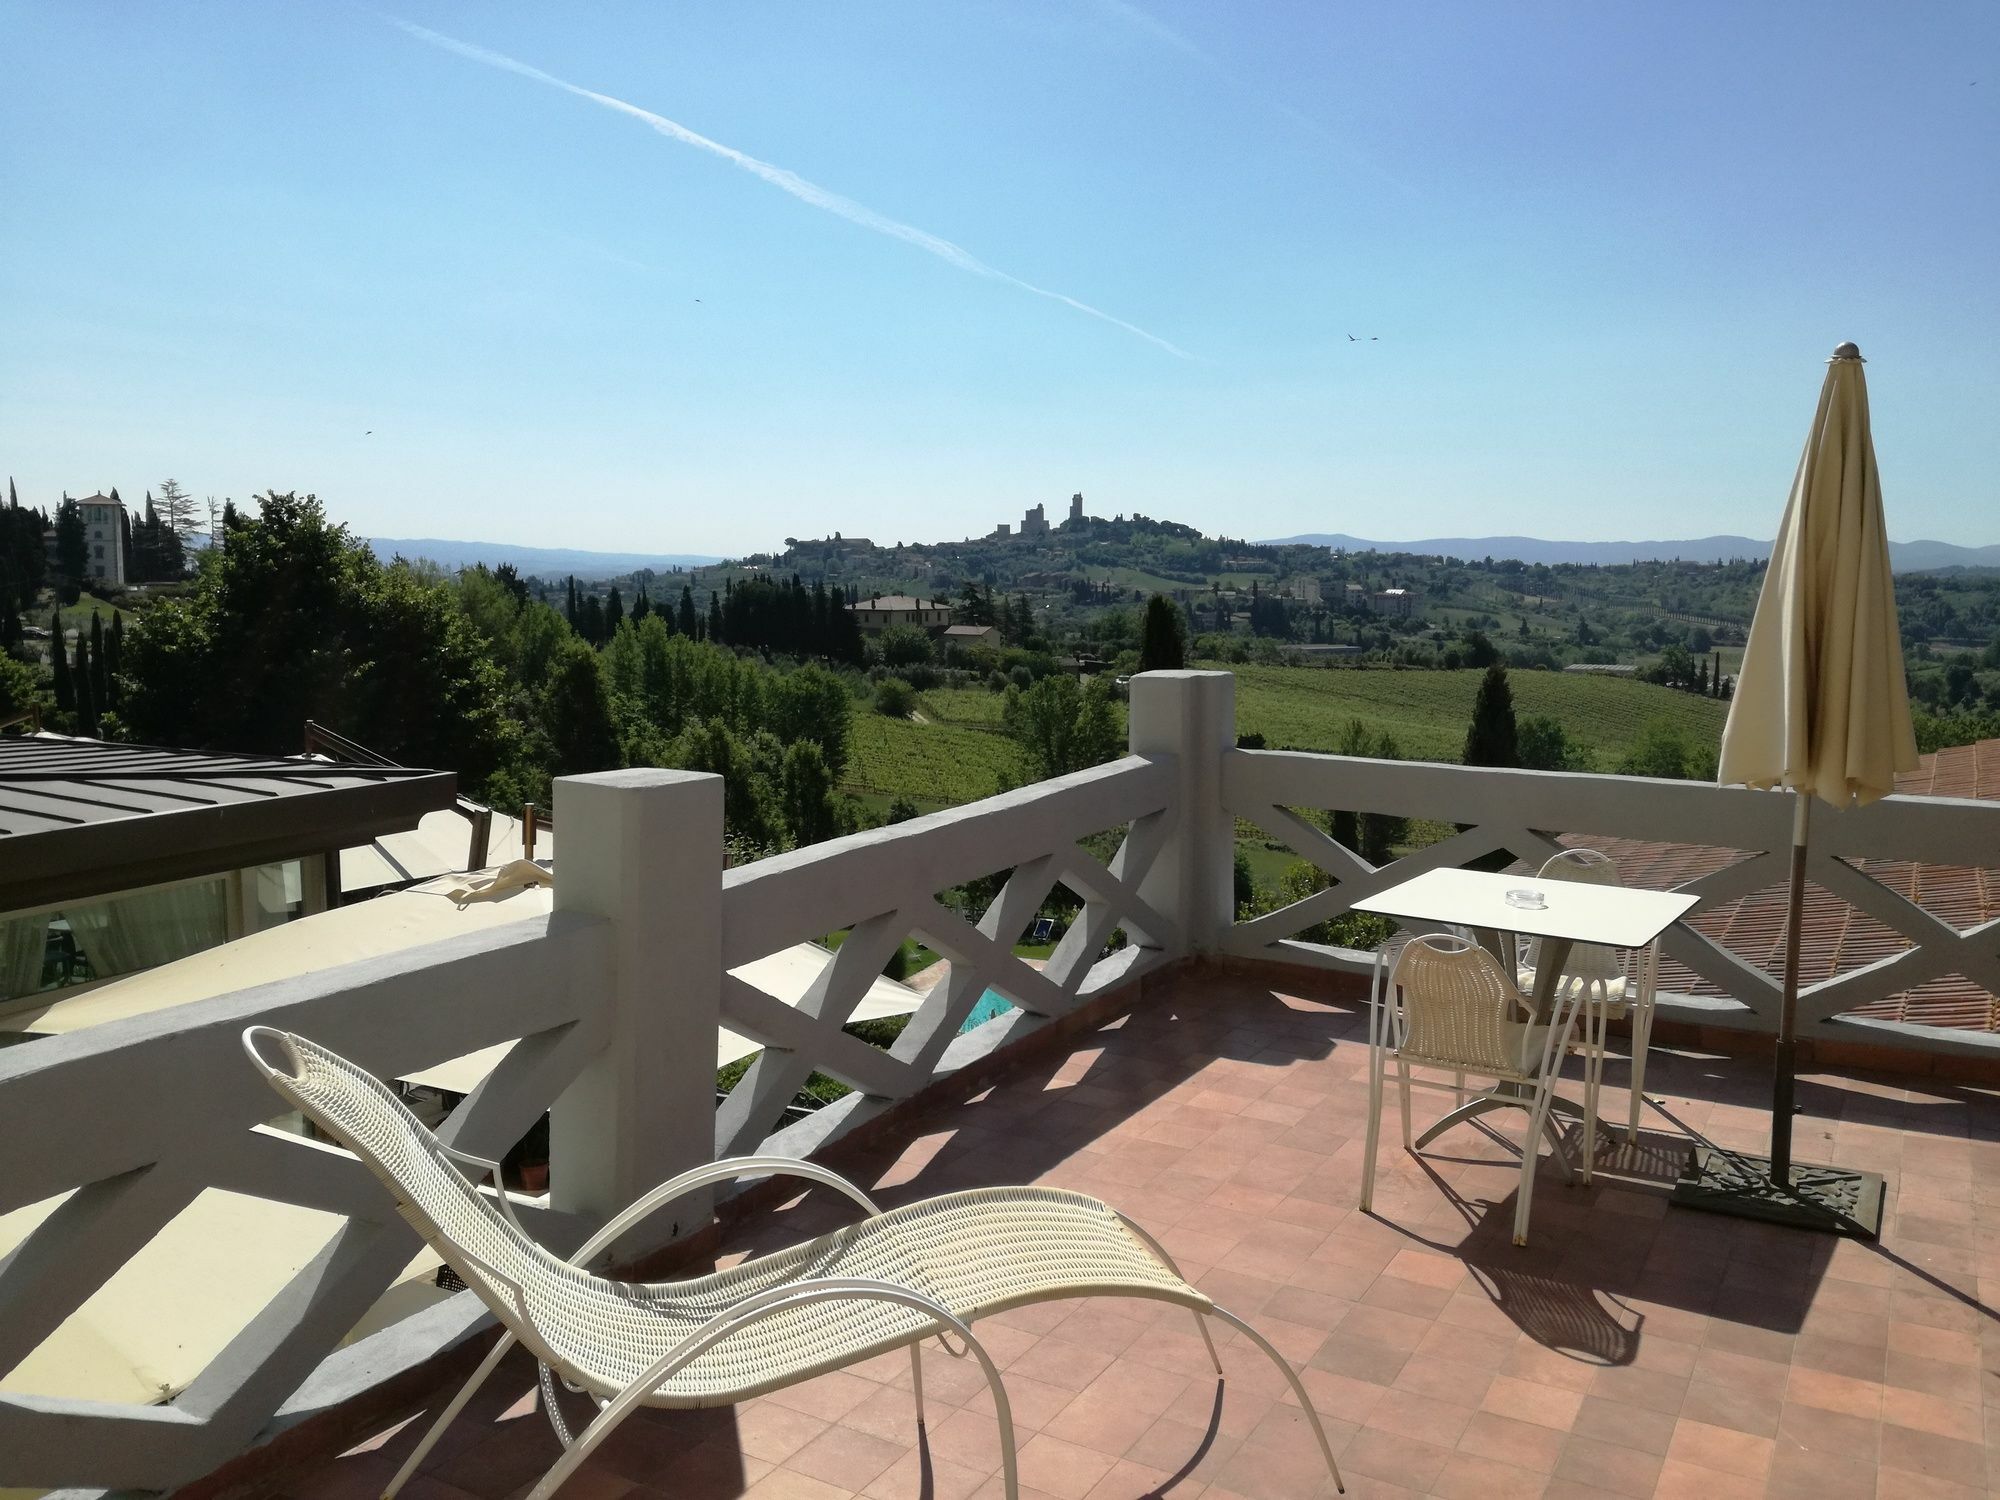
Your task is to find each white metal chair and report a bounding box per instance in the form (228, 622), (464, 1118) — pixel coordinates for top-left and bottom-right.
(1516, 849), (1662, 1158)
(241, 1027), (1344, 1499)
(1360, 934), (1587, 1245)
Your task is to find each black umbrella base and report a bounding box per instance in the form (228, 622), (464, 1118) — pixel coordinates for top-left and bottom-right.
(1671, 1145), (1884, 1239)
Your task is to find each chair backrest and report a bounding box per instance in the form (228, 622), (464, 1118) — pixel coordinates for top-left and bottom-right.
(1389, 935), (1540, 1076)
(241, 1027), (573, 1334)
(1533, 849), (1624, 984)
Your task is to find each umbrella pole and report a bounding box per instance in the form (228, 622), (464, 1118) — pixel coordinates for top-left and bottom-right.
(1671, 784), (1884, 1237)
(1769, 790), (1808, 1186)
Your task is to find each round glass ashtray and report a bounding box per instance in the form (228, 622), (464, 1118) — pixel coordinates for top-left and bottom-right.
(1504, 888), (1548, 910)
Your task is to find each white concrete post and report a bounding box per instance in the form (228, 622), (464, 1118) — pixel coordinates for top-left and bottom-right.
(550, 768), (723, 1251)
(1128, 670), (1237, 955)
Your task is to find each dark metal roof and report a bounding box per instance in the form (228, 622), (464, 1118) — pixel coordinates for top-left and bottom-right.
(0, 734), (456, 913)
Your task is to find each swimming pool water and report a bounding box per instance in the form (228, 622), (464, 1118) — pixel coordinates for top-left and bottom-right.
(959, 989), (1016, 1032)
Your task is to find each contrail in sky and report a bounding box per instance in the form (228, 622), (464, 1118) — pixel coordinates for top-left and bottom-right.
(392, 19), (1192, 359)
(1091, 0), (1417, 198)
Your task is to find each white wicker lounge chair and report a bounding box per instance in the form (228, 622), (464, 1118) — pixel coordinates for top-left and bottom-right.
(1359, 934), (1587, 1245)
(1516, 849), (1663, 1153)
(241, 1027), (1344, 1500)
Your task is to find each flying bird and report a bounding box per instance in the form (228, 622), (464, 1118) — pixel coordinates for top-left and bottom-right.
(1348, 334), (1357, 341)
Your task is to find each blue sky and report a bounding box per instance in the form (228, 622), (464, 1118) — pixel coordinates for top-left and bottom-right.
(4, 2), (1996, 555)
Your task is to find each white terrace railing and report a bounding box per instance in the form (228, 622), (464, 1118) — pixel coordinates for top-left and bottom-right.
(3, 670), (1998, 1494)
(1225, 741), (2000, 1056)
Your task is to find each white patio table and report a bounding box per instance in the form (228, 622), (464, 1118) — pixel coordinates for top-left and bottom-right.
(1353, 867), (1697, 1161)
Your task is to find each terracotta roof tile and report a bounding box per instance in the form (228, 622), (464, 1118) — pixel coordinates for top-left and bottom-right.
(1554, 738), (2000, 1034)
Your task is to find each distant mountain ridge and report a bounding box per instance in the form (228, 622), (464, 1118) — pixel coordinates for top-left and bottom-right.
(367, 537), (722, 577)
(1258, 533), (2000, 573)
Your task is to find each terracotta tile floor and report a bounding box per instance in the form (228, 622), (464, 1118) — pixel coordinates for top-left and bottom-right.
(290, 972), (2000, 1500)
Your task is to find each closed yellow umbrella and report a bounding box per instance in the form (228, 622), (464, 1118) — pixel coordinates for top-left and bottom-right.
(1720, 343), (1917, 805)
(1700, 342), (1916, 1230)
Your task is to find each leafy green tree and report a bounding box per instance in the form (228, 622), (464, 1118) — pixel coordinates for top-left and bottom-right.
(1138, 594), (1187, 672)
(1517, 714), (1586, 772)
(1001, 674), (1122, 780)
(672, 717), (779, 847)
(120, 492), (517, 786)
(1463, 662), (1518, 767)
(875, 625), (932, 669)
(54, 500), (86, 590)
(886, 794), (921, 824)
(0, 651), (49, 724)
(1617, 719), (1719, 781)
(875, 677), (916, 717)
(1327, 719), (1408, 863)
(955, 581), (994, 626)
(779, 739), (843, 847)
(765, 664), (853, 778)
(1460, 629), (1500, 668)
(154, 478), (199, 546)
(577, 593), (605, 645)
(539, 636), (622, 775)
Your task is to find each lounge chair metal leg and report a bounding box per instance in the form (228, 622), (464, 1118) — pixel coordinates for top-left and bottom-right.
(521, 1364), (661, 1500)
(1112, 1211), (1223, 1374)
(382, 1330), (517, 1500)
(1205, 1305), (1344, 1494)
(909, 1341), (926, 1428)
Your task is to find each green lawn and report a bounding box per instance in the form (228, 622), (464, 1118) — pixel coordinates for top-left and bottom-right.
(54, 597), (136, 632)
(1220, 662), (1725, 770)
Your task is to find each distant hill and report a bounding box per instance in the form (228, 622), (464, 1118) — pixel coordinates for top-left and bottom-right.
(1257, 533), (2000, 573)
(367, 538), (722, 577)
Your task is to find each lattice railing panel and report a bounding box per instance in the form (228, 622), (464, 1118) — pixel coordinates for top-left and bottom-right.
(0, 913), (613, 1492)
(1222, 748), (2000, 1053)
(715, 755), (1178, 1158)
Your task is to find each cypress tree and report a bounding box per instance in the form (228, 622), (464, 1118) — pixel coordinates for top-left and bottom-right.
(51, 612), (73, 712)
(605, 586), (624, 634)
(630, 586), (651, 625)
(677, 585), (699, 639)
(73, 630), (97, 734)
(109, 612), (125, 697)
(1463, 662), (1518, 767)
(1138, 594), (1187, 672)
(89, 613), (108, 709)
(706, 590), (725, 644)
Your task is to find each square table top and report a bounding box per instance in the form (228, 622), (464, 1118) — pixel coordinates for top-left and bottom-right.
(1352, 866), (1698, 948)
